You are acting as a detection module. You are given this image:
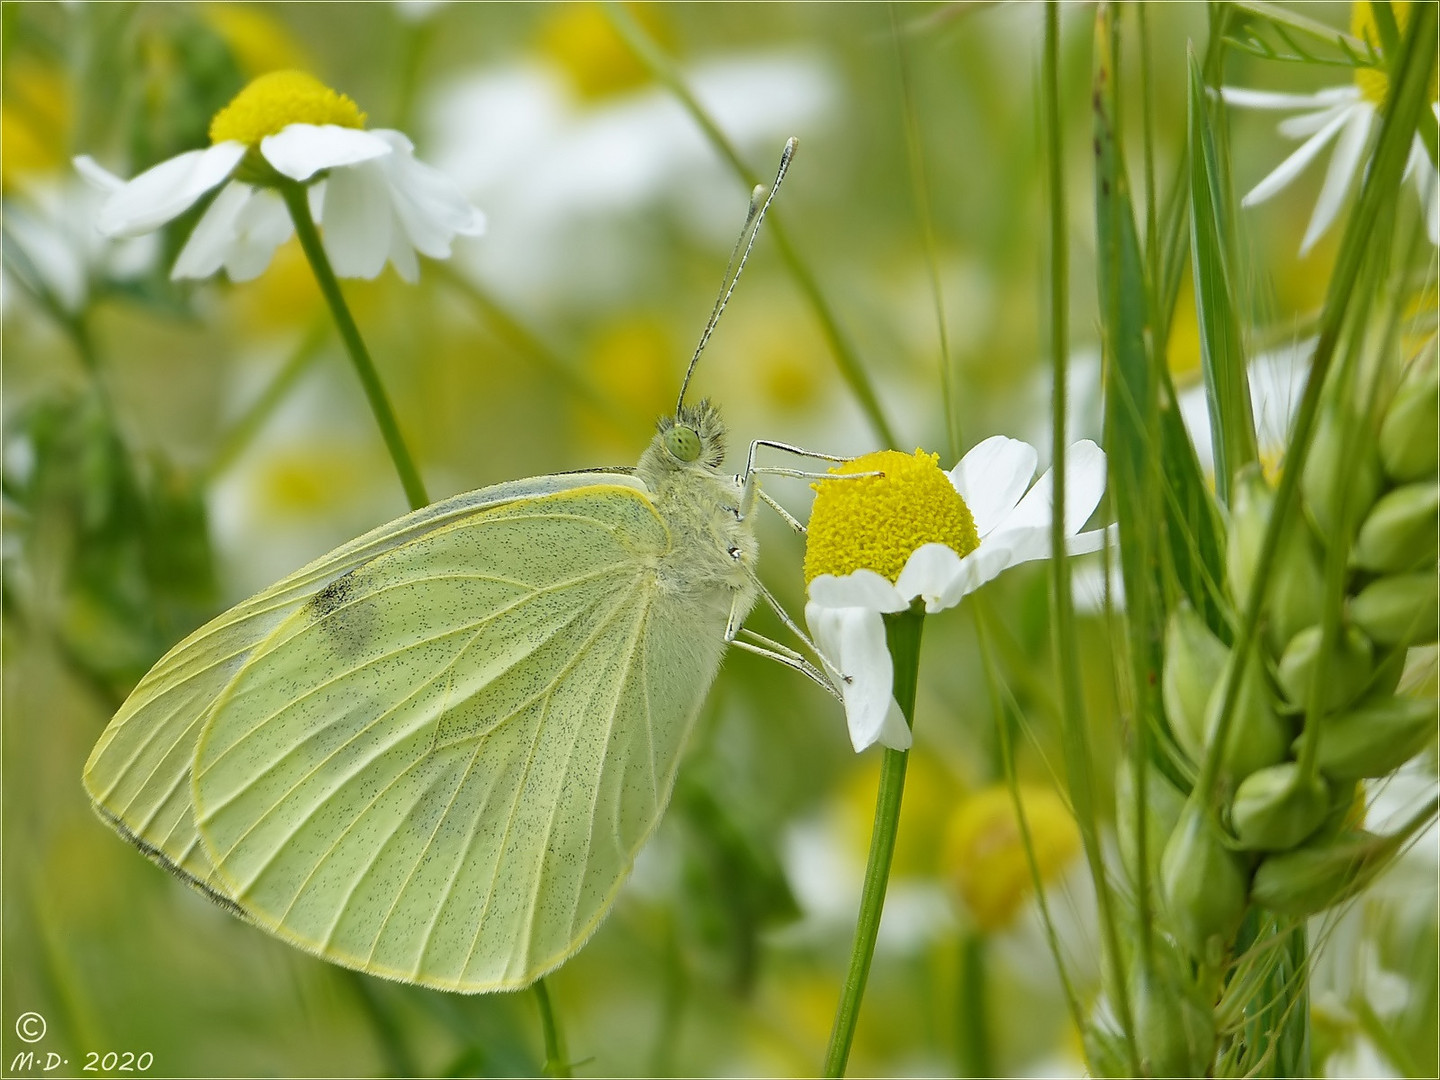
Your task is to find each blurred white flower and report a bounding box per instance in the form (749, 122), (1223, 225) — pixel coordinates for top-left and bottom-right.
(83, 70), (483, 283)
(425, 50), (835, 301)
(1221, 85), (1438, 254)
(1177, 339), (1314, 481)
(803, 438), (1109, 752)
(3, 173), (157, 313)
(1220, 3), (1438, 254)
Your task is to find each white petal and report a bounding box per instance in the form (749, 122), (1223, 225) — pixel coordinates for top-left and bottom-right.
(318, 160), (393, 278)
(805, 603), (904, 754)
(947, 435), (1038, 538)
(97, 143), (245, 237)
(830, 607), (899, 753)
(171, 181), (253, 280)
(223, 187), (294, 282)
(875, 700), (913, 752)
(808, 569), (908, 613)
(1277, 103), (1349, 139)
(996, 440), (1107, 537)
(72, 155), (124, 194)
(1066, 523), (1116, 557)
(895, 543), (966, 613)
(1241, 107), (1353, 207)
(1219, 85), (1359, 110)
(372, 130), (486, 256)
(261, 124), (392, 182)
(932, 535), (1029, 608)
(5, 204), (87, 311)
(308, 179), (326, 220)
(1300, 104), (1374, 255)
(386, 219), (421, 283)
(389, 159), (487, 256)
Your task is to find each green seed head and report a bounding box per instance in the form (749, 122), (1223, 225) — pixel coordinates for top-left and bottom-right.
(1160, 803), (1251, 965)
(1230, 762), (1330, 852)
(1353, 480), (1440, 574)
(1203, 646), (1291, 788)
(1350, 569), (1440, 647)
(1162, 604), (1230, 764)
(1228, 465), (1326, 654)
(1130, 953), (1217, 1079)
(1251, 827), (1397, 918)
(1302, 396), (1383, 538)
(1379, 357), (1438, 483)
(1116, 757), (1187, 898)
(1277, 623), (1376, 714)
(1308, 694), (1438, 781)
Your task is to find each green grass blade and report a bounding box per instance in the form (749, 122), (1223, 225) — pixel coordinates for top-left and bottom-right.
(1187, 48), (1257, 507)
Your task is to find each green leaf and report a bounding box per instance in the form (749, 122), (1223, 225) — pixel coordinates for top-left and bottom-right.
(1095, 17), (1226, 649)
(1187, 49), (1257, 507)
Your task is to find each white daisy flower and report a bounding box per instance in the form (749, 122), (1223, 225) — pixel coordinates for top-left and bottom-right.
(82, 70), (483, 283)
(1221, 2), (1438, 254)
(1177, 339), (1314, 481)
(426, 50), (834, 301)
(803, 437), (1110, 752)
(3, 170), (158, 314)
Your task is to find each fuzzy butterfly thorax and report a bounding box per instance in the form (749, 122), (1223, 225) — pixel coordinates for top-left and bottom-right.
(637, 400), (759, 621)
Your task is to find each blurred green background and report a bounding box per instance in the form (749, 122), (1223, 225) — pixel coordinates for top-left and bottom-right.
(2, 2), (1431, 1077)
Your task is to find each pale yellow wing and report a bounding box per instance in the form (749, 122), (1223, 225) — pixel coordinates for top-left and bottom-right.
(190, 484), (729, 991)
(83, 472), (645, 904)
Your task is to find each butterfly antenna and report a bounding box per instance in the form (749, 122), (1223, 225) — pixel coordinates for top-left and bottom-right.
(676, 136), (798, 414)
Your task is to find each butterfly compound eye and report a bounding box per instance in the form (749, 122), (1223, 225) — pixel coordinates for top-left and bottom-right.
(665, 424), (702, 462)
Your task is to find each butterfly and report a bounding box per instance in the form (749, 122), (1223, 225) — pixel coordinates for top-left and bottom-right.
(83, 139), (836, 993)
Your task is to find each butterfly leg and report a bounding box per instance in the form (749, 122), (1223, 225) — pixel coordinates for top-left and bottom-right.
(738, 439), (879, 520)
(729, 632), (841, 700)
(757, 488), (805, 533)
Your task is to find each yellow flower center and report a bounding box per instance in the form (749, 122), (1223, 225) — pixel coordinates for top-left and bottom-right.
(535, 2), (672, 100)
(804, 449), (979, 584)
(209, 70), (366, 147)
(1350, 2), (1435, 107)
(943, 784), (1080, 933)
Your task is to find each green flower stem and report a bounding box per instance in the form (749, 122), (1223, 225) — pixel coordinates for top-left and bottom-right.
(823, 607), (924, 1079)
(955, 930), (992, 1078)
(278, 181), (429, 511)
(534, 976), (570, 1079)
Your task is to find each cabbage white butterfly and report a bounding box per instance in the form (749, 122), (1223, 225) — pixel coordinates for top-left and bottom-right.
(84, 139), (832, 992)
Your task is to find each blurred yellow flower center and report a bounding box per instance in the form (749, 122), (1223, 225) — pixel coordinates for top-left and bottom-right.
(535, 2), (671, 100)
(1350, 2), (1433, 106)
(943, 784), (1080, 933)
(804, 449), (978, 584)
(209, 70), (366, 146)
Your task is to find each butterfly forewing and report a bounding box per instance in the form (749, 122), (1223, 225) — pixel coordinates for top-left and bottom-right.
(190, 484), (727, 991)
(83, 473), (647, 903)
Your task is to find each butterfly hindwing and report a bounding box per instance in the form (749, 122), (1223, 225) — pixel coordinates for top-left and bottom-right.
(82, 472), (647, 903)
(189, 483), (728, 991)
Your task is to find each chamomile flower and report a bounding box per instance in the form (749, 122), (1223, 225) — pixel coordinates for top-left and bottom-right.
(943, 783), (1081, 933)
(84, 70), (483, 283)
(1221, 1), (1438, 255)
(804, 437), (1109, 752)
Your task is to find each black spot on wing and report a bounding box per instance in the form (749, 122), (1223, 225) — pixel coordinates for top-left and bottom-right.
(312, 571), (360, 618)
(307, 569), (379, 657)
